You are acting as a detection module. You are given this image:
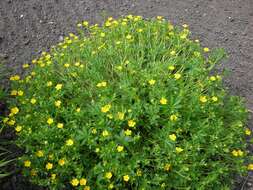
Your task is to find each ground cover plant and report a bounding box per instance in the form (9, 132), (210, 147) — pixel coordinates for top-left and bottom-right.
(3, 15), (252, 190)
(0, 63), (14, 180)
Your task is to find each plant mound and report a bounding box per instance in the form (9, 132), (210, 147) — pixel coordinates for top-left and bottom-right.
(5, 16), (249, 189)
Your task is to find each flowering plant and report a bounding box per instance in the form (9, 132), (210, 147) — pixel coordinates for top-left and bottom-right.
(4, 15), (250, 189)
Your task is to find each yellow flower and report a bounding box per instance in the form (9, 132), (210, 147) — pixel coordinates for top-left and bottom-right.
(105, 172), (113, 179)
(74, 62), (80, 66)
(83, 21), (89, 27)
(232, 149), (243, 157)
(169, 134), (177, 141)
(126, 34), (132, 40)
(203, 47), (210, 52)
(107, 114), (113, 119)
(245, 128), (251, 136)
(22, 64), (29, 69)
(32, 59), (37, 64)
(216, 75), (222, 80)
(117, 145), (124, 152)
(80, 178), (87, 186)
(55, 84), (63, 90)
(91, 128), (97, 134)
(47, 118), (54, 125)
(11, 90), (17, 96)
(174, 73), (181, 80)
(123, 175), (130, 182)
(209, 76), (216, 81)
(180, 34), (187, 39)
(18, 90), (24, 96)
(55, 100), (61, 107)
(170, 114), (178, 122)
(116, 41), (121, 45)
(102, 130), (109, 137)
(248, 164), (253, 170)
(30, 98), (37, 104)
(237, 150), (244, 156)
(66, 139), (74, 146)
(77, 23), (82, 27)
(199, 96), (207, 103)
(58, 159), (65, 166)
(170, 50), (176, 56)
(128, 120), (136, 127)
(46, 162), (53, 170)
(71, 178), (79, 186)
(116, 65), (123, 71)
(47, 81), (53, 87)
(97, 81), (107, 87)
(175, 147), (184, 153)
(136, 169), (142, 176)
(195, 39), (200, 43)
(7, 120), (15, 126)
(76, 107), (81, 112)
(232, 150), (238, 157)
(15, 125), (22, 132)
(137, 28), (143, 33)
(24, 160), (31, 167)
(164, 163), (171, 171)
(10, 75), (20, 81)
(101, 104), (111, 113)
(36, 150), (44, 157)
(156, 16), (163, 20)
(108, 184), (114, 189)
(64, 63), (70, 68)
(168, 65), (175, 71)
(148, 79), (156, 85)
(182, 24), (188, 28)
(51, 174), (56, 180)
(10, 107), (19, 115)
(107, 17), (113, 21)
(211, 96), (218, 102)
(117, 112), (125, 120)
(160, 97), (167, 105)
(124, 129), (132, 136)
(57, 123), (64, 129)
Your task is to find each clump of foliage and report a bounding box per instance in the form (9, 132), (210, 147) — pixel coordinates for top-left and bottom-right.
(4, 15), (251, 189)
(0, 62), (14, 179)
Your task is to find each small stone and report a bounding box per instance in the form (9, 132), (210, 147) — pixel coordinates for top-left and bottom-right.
(59, 36), (64, 41)
(228, 17), (234, 22)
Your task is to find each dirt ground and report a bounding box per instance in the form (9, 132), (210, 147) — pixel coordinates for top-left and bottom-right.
(0, 0), (253, 189)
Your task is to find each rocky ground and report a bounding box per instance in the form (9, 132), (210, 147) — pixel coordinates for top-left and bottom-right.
(0, 0), (252, 189)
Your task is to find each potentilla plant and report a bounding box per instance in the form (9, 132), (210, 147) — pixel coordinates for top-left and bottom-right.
(3, 15), (252, 190)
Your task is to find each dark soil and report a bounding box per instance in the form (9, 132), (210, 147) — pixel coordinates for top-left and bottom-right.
(0, 0), (252, 189)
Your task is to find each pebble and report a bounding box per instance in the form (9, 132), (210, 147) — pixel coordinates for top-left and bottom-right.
(59, 35), (64, 41)
(247, 182), (253, 187)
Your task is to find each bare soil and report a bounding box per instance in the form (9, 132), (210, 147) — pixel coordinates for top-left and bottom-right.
(0, 0), (253, 189)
